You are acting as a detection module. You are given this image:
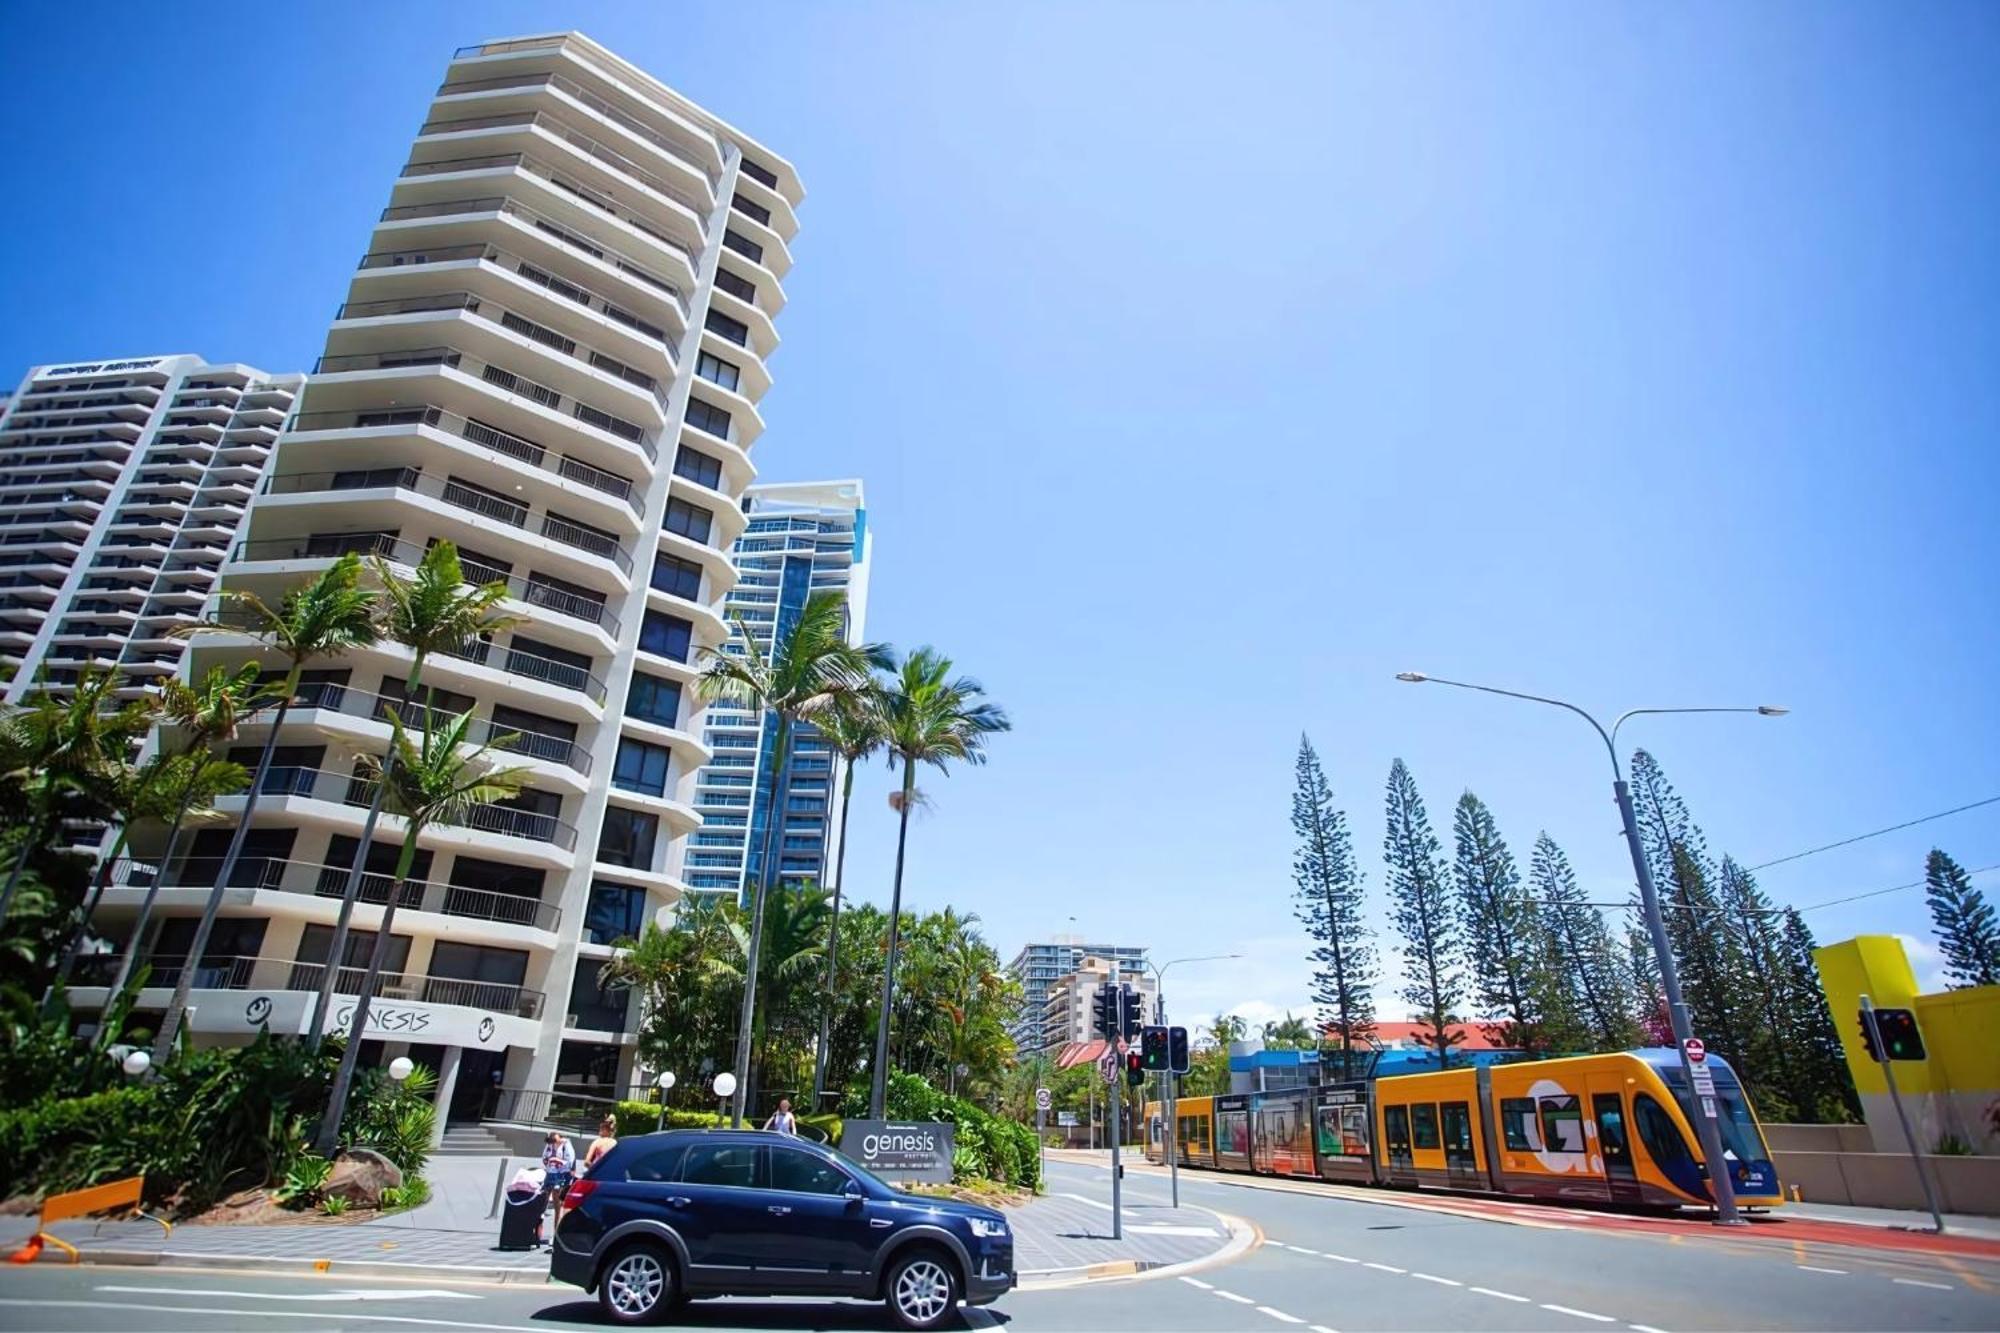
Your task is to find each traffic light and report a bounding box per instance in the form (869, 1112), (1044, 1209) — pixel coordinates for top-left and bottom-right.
(1141, 1025), (1169, 1072)
(1125, 1050), (1145, 1087)
(1121, 986), (1144, 1042)
(1168, 1025), (1190, 1075)
(1858, 1007), (1926, 1062)
(1091, 983), (1117, 1039)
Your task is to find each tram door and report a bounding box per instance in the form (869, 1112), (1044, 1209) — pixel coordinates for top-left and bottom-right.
(1591, 1092), (1643, 1204)
(1383, 1104), (1415, 1179)
(1440, 1101), (1480, 1187)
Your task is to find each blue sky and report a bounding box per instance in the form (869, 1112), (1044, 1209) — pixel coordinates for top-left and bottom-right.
(4, 3), (1996, 1027)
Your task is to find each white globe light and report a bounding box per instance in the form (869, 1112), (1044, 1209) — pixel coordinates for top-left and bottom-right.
(120, 1049), (151, 1077)
(388, 1056), (415, 1082)
(712, 1071), (737, 1098)
(656, 1070), (676, 1091)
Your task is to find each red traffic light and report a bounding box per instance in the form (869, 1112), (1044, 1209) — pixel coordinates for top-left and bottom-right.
(1125, 1051), (1145, 1087)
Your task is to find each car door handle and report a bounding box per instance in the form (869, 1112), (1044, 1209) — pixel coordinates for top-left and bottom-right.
(667, 1196), (692, 1208)
(767, 1205), (791, 1216)
(869, 1218), (892, 1229)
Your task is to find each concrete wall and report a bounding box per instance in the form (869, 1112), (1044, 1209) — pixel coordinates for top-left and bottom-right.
(1776, 1149), (2000, 1216)
(1765, 1123), (1874, 1154)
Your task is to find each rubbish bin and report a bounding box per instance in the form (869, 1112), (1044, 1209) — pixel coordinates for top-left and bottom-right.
(497, 1174), (548, 1251)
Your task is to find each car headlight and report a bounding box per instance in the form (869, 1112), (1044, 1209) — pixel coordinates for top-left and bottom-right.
(968, 1217), (1009, 1239)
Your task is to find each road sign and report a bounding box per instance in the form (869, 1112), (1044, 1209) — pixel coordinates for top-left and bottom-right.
(1098, 1049), (1119, 1085)
(1035, 1087), (1051, 1113)
(1690, 1065), (1717, 1098)
(1683, 1037), (1707, 1064)
(1057, 1111), (1078, 1127)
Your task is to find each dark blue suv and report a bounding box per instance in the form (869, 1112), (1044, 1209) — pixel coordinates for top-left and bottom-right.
(551, 1129), (1015, 1328)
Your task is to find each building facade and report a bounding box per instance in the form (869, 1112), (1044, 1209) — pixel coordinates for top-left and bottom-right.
(687, 480), (869, 898)
(0, 355), (302, 703)
(1007, 939), (1150, 1052)
(69, 33), (804, 1123)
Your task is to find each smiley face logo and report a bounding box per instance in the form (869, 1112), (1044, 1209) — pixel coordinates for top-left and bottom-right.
(477, 1017), (496, 1044)
(245, 996), (273, 1025)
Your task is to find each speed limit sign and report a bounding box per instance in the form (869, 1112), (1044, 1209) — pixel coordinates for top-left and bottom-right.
(1035, 1087), (1051, 1113)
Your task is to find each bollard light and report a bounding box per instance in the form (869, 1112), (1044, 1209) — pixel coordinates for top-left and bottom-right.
(711, 1072), (736, 1098)
(120, 1049), (151, 1078)
(656, 1070), (676, 1091)
(388, 1056), (415, 1082)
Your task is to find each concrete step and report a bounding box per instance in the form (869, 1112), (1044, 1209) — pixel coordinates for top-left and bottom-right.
(433, 1125), (513, 1156)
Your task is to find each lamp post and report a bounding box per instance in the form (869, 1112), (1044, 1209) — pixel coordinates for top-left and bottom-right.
(655, 1070), (676, 1106)
(1144, 953), (1241, 1209)
(1396, 672), (1786, 1227)
(388, 1056), (415, 1083)
(712, 1072), (737, 1126)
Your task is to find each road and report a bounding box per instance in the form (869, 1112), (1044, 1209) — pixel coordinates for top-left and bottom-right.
(0, 1157), (1993, 1331)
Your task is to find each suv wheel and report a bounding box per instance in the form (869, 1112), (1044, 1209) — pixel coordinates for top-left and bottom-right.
(885, 1249), (961, 1331)
(598, 1241), (674, 1325)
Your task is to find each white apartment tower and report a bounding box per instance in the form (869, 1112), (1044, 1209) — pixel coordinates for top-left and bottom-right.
(71, 33), (803, 1122)
(688, 480), (869, 898)
(0, 355), (302, 703)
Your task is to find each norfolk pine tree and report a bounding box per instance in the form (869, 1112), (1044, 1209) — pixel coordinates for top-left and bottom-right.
(1925, 848), (2000, 988)
(1383, 759), (1465, 1066)
(1778, 907), (1860, 1120)
(1452, 792), (1544, 1050)
(1532, 832), (1639, 1051)
(1715, 856), (1798, 1119)
(1292, 736), (1374, 1077)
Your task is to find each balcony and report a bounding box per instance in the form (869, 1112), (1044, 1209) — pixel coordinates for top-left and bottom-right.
(211, 761), (579, 852)
(72, 952), (545, 1020)
(280, 678), (593, 775)
(413, 109), (708, 226)
(109, 856), (562, 934)
(434, 69), (723, 193)
(357, 242), (680, 348)
(263, 468), (635, 575)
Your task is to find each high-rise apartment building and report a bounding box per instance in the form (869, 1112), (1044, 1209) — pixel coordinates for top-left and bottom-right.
(687, 480), (869, 898)
(0, 355), (302, 703)
(70, 33), (803, 1124)
(1006, 938), (1150, 1052)
(1040, 955), (1159, 1053)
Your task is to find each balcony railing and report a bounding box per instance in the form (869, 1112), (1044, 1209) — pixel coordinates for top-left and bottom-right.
(211, 761), (578, 851)
(356, 242), (676, 349)
(333, 290), (666, 403)
(73, 951), (545, 1018)
(307, 346), (656, 460)
(281, 678), (592, 774)
(232, 531), (619, 636)
(286, 405), (643, 515)
(415, 109), (708, 220)
(108, 856), (562, 933)
(262, 469), (634, 575)
(434, 69), (722, 193)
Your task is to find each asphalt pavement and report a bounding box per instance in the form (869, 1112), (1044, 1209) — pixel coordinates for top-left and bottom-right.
(0, 1154), (1993, 1331)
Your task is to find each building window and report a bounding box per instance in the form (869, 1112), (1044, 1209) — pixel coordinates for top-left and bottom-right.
(613, 738), (672, 797)
(598, 806), (659, 869)
(713, 267), (756, 303)
(729, 192), (772, 226)
(663, 498), (714, 545)
(625, 674), (682, 727)
(568, 958), (631, 1032)
(696, 352), (741, 394)
(722, 230), (764, 264)
(638, 610), (694, 662)
(649, 551), (703, 601)
(584, 881), (648, 945)
(673, 446), (723, 489)
(684, 397), (732, 438)
(739, 159), (778, 189)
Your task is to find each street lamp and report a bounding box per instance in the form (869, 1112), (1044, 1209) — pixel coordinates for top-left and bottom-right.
(1143, 953), (1242, 1208)
(1396, 671), (1786, 1226)
(116, 1048), (150, 1078)
(388, 1056), (415, 1082)
(712, 1072), (737, 1126)
(656, 1069), (676, 1098)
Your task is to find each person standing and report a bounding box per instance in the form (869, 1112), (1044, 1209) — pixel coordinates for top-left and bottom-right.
(584, 1115), (619, 1171)
(763, 1097), (797, 1136)
(539, 1131), (575, 1245)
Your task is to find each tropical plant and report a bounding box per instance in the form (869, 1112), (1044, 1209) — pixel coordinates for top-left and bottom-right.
(154, 554), (381, 1063)
(1291, 735), (1373, 1078)
(1206, 1012), (1247, 1046)
(867, 647), (1009, 1118)
(309, 542), (517, 1050)
(319, 1195), (350, 1216)
(1261, 1013), (1314, 1049)
(699, 589), (887, 1123)
(811, 692), (887, 1106)
(276, 1153), (334, 1207)
(314, 708), (529, 1155)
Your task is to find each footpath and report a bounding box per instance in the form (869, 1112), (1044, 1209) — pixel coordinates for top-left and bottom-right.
(2, 1153), (1249, 1290)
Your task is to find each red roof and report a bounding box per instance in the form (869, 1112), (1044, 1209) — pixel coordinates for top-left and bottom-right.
(1329, 1021), (1510, 1051)
(1054, 1039), (1112, 1070)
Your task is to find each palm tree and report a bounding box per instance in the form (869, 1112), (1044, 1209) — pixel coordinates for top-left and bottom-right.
(1263, 1012), (1314, 1050)
(100, 663), (265, 1004)
(0, 667), (155, 926)
(703, 887), (830, 1103)
(314, 707), (530, 1154)
(868, 647), (1009, 1118)
(810, 692), (887, 1105)
(699, 590), (888, 1124)
(307, 542), (517, 1049)
(1207, 1012), (1248, 1046)
(153, 554), (381, 1064)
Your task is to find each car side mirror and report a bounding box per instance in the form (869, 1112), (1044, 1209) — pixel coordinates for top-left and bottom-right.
(842, 1181), (865, 1205)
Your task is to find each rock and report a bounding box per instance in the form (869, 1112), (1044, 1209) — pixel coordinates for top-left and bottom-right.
(325, 1149), (403, 1207)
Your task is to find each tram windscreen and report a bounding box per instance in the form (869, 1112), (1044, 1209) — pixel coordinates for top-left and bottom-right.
(1661, 1066), (1772, 1165)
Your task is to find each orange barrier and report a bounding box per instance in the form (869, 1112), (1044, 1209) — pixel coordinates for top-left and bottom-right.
(7, 1176), (169, 1264)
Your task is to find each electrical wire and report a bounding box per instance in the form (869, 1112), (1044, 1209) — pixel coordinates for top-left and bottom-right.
(1744, 795), (2000, 872)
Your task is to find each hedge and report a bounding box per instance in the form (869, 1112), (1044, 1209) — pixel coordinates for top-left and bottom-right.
(610, 1101), (842, 1146)
(865, 1072), (1040, 1192)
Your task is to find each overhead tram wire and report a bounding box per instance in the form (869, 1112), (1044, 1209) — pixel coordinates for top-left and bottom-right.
(1743, 794), (2000, 873)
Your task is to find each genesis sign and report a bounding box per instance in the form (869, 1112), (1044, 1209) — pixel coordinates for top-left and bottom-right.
(838, 1119), (956, 1184)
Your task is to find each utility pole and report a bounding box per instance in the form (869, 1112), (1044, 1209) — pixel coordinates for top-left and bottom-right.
(1108, 962), (1123, 1241)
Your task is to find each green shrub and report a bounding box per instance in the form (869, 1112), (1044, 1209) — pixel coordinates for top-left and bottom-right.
(863, 1072), (1040, 1192)
(319, 1195), (349, 1216)
(275, 1155), (333, 1208)
(613, 1101), (662, 1134)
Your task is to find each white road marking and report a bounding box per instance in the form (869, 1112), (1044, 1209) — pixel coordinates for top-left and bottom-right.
(1411, 1273), (1462, 1286)
(1258, 1306), (1306, 1324)
(1179, 1277), (1215, 1290)
(1363, 1261), (1406, 1273)
(1059, 1192), (1113, 1211)
(1797, 1265), (1848, 1275)
(1215, 1290), (1257, 1304)
(1128, 1223), (1221, 1235)
(1542, 1304), (1618, 1322)
(1892, 1278), (1954, 1291)
(98, 1286), (478, 1303)
(1322, 1252), (1359, 1263)
(1629, 1324), (1672, 1333)
(1312, 1326), (1340, 1333)
(1284, 1244), (1321, 1255)
(0, 1300), (541, 1332)
(1471, 1286), (1530, 1302)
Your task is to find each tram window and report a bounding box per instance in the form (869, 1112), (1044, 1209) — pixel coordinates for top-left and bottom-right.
(1442, 1102), (1474, 1152)
(1384, 1105), (1412, 1152)
(1500, 1097), (1542, 1151)
(1411, 1103), (1441, 1150)
(1633, 1094), (1694, 1169)
(1539, 1095), (1586, 1153)
(1316, 1105), (1370, 1157)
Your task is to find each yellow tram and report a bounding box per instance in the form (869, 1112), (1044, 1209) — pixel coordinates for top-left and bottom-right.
(1144, 1049), (1782, 1210)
